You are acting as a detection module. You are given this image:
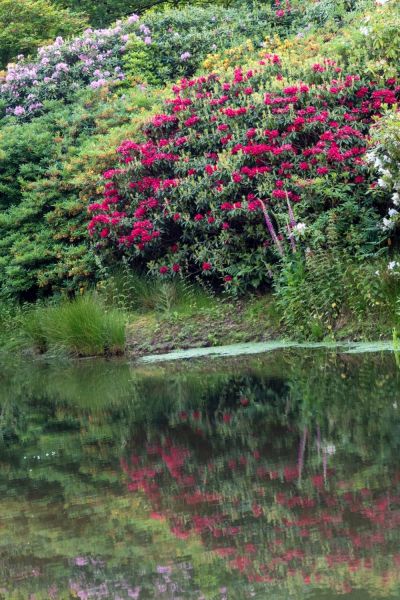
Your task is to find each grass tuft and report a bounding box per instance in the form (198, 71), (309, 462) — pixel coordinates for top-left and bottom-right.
(22, 293), (126, 357)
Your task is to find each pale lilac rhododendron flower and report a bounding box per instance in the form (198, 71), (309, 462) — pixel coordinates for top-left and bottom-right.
(0, 12), (150, 119)
(139, 24), (151, 35)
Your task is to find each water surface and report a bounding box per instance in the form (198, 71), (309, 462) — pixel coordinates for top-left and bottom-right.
(1, 348), (400, 599)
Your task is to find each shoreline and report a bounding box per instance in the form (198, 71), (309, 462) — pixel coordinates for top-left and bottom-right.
(126, 300), (396, 361)
(135, 339), (396, 364)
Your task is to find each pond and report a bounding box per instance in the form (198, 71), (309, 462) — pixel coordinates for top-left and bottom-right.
(1, 347), (400, 599)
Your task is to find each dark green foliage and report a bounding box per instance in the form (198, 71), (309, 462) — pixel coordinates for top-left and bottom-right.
(0, 88), (162, 300)
(123, 4), (295, 86)
(0, 0), (87, 67)
(54, 0), (246, 27)
(275, 249), (400, 340)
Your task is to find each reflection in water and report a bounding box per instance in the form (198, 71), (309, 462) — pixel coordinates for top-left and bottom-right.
(0, 350), (400, 598)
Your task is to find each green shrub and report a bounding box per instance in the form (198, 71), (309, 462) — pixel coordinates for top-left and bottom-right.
(368, 109), (400, 245)
(0, 86), (162, 300)
(54, 0), (232, 28)
(316, 0), (400, 78)
(259, 1), (400, 84)
(0, 0), (87, 68)
(299, 0), (369, 29)
(394, 326), (400, 368)
(123, 3), (298, 86)
(275, 250), (400, 339)
(22, 293), (126, 356)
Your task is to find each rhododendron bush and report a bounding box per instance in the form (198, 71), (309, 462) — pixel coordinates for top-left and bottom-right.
(88, 58), (399, 291)
(368, 109), (400, 237)
(0, 3), (297, 121)
(122, 3), (297, 87)
(0, 16), (143, 120)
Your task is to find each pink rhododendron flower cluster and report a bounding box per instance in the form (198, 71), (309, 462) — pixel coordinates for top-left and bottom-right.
(88, 57), (399, 290)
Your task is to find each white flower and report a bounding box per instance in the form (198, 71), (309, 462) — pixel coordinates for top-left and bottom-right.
(392, 192), (400, 206)
(388, 260), (399, 271)
(293, 222), (306, 235)
(375, 270), (380, 276)
(376, 0), (389, 4)
(365, 151), (375, 163)
(388, 208), (398, 217)
(359, 26), (370, 35)
(378, 178), (388, 188)
(382, 217), (394, 230)
(324, 443), (336, 455)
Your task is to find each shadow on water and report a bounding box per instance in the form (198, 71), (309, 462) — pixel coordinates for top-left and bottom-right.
(0, 347), (400, 599)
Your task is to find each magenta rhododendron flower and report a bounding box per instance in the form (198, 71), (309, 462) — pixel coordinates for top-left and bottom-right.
(87, 57), (399, 290)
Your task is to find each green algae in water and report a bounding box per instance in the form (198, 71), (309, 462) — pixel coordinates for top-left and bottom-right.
(137, 340), (395, 363)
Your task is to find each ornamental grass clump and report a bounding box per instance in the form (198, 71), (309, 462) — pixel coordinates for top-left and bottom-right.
(22, 293), (126, 356)
(88, 55), (399, 293)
